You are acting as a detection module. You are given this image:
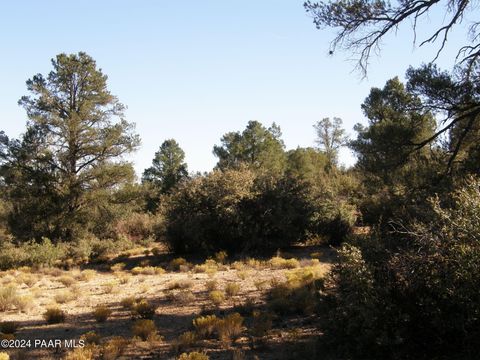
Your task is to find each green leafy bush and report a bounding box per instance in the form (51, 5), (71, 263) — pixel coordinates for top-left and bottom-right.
(319, 177), (480, 359)
(164, 168), (318, 253)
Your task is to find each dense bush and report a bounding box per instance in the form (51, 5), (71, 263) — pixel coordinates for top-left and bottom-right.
(319, 177), (480, 359)
(314, 199), (357, 246)
(163, 168), (320, 253)
(0, 238), (66, 270)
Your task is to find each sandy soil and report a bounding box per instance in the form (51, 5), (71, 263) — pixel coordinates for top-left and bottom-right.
(0, 245), (335, 360)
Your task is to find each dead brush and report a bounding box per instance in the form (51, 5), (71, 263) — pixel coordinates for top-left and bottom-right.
(269, 256), (300, 269)
(17, 273), (37, 287)
(120, 296), (138, 310)
(103, 281), (119, 294)
(76, 269), (96, 282)
(131, 266), (165, 276)
(116, 273), (131, 284)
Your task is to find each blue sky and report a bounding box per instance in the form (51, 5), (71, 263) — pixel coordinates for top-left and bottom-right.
(0, 1), (469, 175)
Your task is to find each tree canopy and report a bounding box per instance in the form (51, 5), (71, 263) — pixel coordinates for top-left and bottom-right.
(142, 139), (188, 193)
(350, 76), (436, 182)
(314, 117), (348, 166)
(304, 0), (480, 77)
(213, 120), (287, 175)
(0, 52), (140, 241)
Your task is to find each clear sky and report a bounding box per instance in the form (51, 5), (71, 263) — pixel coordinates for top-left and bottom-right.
(0, 1), (468, 176)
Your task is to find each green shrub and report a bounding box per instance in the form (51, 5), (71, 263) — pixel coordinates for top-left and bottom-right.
(164, 169), (316, 253)
(316, 200), (356, 246)
(114, 212), (156, 242)
(319, 177), (480, 358)
(0, 238), (67, 270)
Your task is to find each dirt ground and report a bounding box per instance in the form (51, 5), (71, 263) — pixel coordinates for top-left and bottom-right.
(0, 245), (336, 360)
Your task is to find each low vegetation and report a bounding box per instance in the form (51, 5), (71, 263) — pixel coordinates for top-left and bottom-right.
(0, 49), (479, 359)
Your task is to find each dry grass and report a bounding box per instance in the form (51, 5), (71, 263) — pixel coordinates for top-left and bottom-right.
(167, 278), (194, 290)
(208, 290), (225, 307)
(101, 336), (129, 360)
(93, 305), (112, 322)
(131, 319), (157, 341)
(178, 352), (209, 360)
(54, 290), (76, 304)
(0, 286), (18, 311)
(131, 266), (165, 276)
(225, 283), (241, 298)
(58, 275), (76, 287)
(193, 315), (218, 338)
(0, 245), (333, 360)
(205, 280), (217, 291)
(76, 269), (97, 282)
(81, 331), (101, 345)
(64, 346), (95, 360)
(43, 306), (66, 324)
(103, 281), (119, 294)
(133, 299), (156, 319)
(216, 313), (244, 344)
(175, 331), (197, 352)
